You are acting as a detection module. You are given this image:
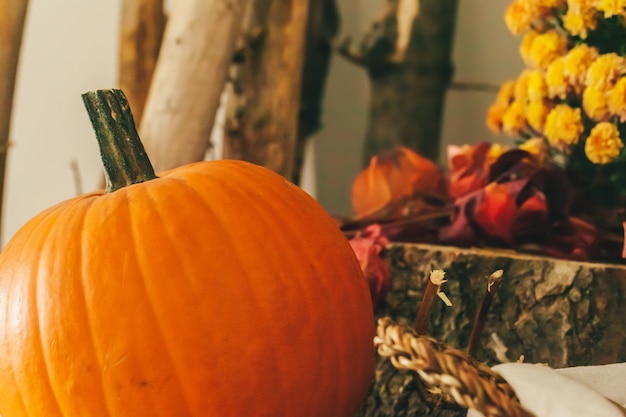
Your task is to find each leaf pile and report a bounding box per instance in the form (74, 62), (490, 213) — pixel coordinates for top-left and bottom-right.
(341, 143), (624, 269)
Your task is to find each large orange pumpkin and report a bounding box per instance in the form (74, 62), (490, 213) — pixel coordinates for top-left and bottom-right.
(0, 90), (375, 417)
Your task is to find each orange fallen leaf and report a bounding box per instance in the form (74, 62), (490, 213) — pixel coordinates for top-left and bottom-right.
(351, 146), (446, 218)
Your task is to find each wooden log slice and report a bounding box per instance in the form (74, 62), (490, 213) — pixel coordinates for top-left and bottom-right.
(357, 242), (626, 416)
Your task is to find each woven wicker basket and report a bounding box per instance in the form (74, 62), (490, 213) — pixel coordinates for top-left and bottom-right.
(371, 317), (536, 417)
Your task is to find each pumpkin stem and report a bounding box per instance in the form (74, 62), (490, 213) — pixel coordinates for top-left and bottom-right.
(82, 89), (158, 193)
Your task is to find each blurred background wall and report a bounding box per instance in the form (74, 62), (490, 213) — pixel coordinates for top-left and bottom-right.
(3, 0), (521, 245)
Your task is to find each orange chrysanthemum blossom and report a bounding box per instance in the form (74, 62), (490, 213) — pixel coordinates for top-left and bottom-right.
(562, 0), (598, 39)
(546, 57), (568, 99)
(527, 100), (552, 131)
(528, 30), (568, 69)
(608, 77), (626, 122)
(596, 0), (626, 18)
(486, 104), (506, 133)
(505, 0), (537, 35)
(584, 122), (624, 164)
(502, 101), (528, 135)
(496, 80), (516, 106)
(583, 86), (610, 121)
(544, 104), (584, 148)
(585, 53), (626, 90)
(563, 44), (599, 94)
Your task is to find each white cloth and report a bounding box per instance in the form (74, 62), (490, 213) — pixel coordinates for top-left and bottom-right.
(466, 362), (626, 417)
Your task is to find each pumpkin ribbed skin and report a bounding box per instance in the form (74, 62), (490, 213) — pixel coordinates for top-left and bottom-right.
(0, 160), (375, 417)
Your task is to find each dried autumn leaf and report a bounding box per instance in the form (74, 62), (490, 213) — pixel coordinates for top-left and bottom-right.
(348, 224), (390, 307)
(474, 182), (519, 244)
(351, 146), (446, 218)
(448, 142), (493, 199)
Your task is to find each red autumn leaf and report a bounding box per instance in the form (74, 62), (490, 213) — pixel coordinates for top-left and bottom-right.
(447, 142), (492, 199)
(351, 146), (446, 218)
(474, 182), (519, 244)
(348, 224), (390, 307)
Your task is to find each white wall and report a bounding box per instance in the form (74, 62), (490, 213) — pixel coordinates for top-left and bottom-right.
(3, 0), (521, 245)
(5, 1), (120, 244)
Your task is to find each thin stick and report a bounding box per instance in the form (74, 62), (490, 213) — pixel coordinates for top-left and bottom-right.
(70, 159), (83, 196)
(0, 0), (29, 241)
(467, 270), (504, 357)
(414, 270), (452, 334)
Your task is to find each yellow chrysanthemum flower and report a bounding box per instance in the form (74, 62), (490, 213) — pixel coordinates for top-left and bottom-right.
(514, 70), (532, 102)
(505, 0), (536, 35)
(502, 101), (528, 134)
(608, 77), (626, 121)
(584, 122), (624, 164)
(546, 57), (568, 99)
(519, 137), (548, 163)
(582, 86), (609, 121)
(585, 53), (626, 90)
(596, 0), (626, 18)
(544, 104), (584, 147)
(495, 80), (516, 106)
(526, 100), (551, 131)
(536, 0), (567, 6)
(487, 143), (509, 164)
(486, 104), (506, 133)
(528, 30), (567, 69)
(527, 70), (547, 101)
(520, 31), (539, 66)
(562, 0), (598, 39)
(563, 44), (599, 93)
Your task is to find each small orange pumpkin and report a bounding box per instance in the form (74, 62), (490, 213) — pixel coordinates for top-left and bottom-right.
(0, 90), (374, 417)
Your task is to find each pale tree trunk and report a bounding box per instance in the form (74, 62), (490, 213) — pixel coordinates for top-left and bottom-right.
(139, 0), (246, 173)
(0, 0), (29, 241)
(118, 0), (166, 125)
(338, 0), (458, 166)
(222, 0), (310, 181)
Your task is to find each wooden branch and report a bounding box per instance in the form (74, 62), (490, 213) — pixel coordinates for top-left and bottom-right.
(118, 0), (166, 125)
(340, 0), (459, 167)
(0, 0), (29, 240)
(222, 0), (310, 181)
(139, 0), (246, 173)
(292, 0), (340, 185)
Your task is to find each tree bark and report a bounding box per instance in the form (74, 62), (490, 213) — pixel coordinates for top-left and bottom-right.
(222, 0), (310, 181)
(118, 0), (166, 125)
(338, 0), (458, 167)
(357, 242), (626, 416)
(0, 0), (29, 241)
(139, 0), (245, 173)
(292, 0), (339, 185)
